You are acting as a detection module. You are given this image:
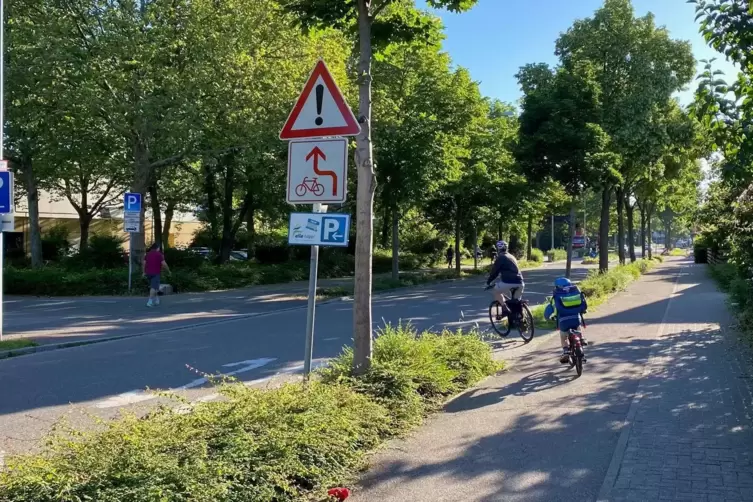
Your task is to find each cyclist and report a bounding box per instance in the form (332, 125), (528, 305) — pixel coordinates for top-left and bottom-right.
(486, 240), (524, 316)
(544, 277), (588, 363)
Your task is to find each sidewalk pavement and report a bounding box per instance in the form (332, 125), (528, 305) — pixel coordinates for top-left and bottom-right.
(352, 259), (753, 502)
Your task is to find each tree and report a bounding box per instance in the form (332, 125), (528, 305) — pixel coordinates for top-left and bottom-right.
(555, 0), (695, 268)
(516, 61), (620, 277)
(284, 0), (480, 375)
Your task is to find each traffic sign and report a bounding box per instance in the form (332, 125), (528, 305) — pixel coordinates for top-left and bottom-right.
(288, 213), (350, 247)
(279, 60), (360, 140)
(124, 212), (141, 233)
(124, 192), (142, 212)
(0, 172), (13, 215)
(287, 138), (347, 204)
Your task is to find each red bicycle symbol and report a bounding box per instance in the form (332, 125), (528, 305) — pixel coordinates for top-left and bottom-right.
(295, 177), (325, 197)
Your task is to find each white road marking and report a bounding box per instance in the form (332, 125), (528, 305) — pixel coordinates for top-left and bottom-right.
(94, 357), (277, 409)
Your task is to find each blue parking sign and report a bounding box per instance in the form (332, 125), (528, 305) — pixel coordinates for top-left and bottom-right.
(124, 192), (142, 212)
(320, 215), (349, 246)
(0, 172), (12, 214)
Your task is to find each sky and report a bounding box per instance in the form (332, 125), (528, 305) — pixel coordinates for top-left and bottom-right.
(416, 0), (738, 108)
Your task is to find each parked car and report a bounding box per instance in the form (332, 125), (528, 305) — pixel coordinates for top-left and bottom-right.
(229, 250), (248, 261)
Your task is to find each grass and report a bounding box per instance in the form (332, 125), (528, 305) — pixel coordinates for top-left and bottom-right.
(0, 325), (499, 502)
(316, 269), (486, 299)
(0, 339), (38, 351)
(581, 253), (618, 265)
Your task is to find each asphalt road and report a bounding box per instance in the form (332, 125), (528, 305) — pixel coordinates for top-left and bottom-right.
(0, 262), (592, 457)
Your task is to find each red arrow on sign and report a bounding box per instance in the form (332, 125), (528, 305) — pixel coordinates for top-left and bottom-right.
(306, 146), (338, 196)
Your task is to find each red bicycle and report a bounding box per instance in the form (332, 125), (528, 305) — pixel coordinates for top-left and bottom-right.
(295, 177), (325, 197)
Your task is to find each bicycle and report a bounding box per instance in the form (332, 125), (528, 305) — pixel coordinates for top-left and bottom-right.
(550, 309), (588, 376)
(485, 284), (535, 343)
(295, 177), (325, 197)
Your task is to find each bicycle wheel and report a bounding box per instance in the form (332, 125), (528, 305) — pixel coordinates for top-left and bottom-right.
(488, 300), (511, 337)
(575, 354), (584, 376)
(313, 183), (325, 196)
(517, 304), (535, 343)
(295, 184), (307, 197)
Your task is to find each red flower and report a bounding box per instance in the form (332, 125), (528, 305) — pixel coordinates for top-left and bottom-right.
(327, 487), (350, 501)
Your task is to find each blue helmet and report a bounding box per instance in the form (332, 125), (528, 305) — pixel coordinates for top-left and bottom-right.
(496, 240), (508, 252)
(554, 277), (572, 289)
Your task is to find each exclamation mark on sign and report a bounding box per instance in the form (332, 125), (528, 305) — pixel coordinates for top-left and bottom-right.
(315, 84), (324, 126)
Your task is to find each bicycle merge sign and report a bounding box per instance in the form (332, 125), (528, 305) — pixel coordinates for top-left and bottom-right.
(286, 138), (347, 204)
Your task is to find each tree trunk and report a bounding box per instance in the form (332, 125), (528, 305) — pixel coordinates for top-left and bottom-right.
(565, 201), (576, 278)
(647, 203), (654, 260)
(616, 186), (625, 265)
(473, 224), (478, 270)
(149, 184), (162, 249)
(79, 214), (92, 251)
(352, 0), (376, 376)
(380, 205), (390, 249)
(599, 186), (611, 273)
(526, 215), (533, 261)
(664, 213), (673, 249)
(203, 161), (219, 249)
(625, 193), (636, 262)
(218, 155), (236, 264)
(391, 208), (399, 281)
(21, 161), (43, 268)
(639, 203), (647, 259)
(163, 201), (175, 250)
(130, 138), (151, 271)
(454, 202), (462, 276)
(246, 200), (255, 259)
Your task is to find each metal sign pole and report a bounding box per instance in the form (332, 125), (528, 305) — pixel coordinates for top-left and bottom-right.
(1, 0), (6, 342)
(303, 203), (326, 380)
(551, 214), (554, 251)
(128, 233), (133, 293)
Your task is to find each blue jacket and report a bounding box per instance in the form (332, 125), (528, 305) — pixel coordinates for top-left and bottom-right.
(544, 285), (588, 331)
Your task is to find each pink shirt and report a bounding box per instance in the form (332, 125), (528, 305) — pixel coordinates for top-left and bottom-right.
(144, 250), (164, 275)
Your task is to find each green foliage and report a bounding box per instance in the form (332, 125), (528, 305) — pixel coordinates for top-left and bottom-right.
(0, 339), (38, 352)
(41, 225), (71, 262)
(320, 323), (500, 428)
(0, 326), (497, 501)
(578, 260), (657, 301)
(529, 248), (545, 263)
(67, 235), (128, 270)
(547, 248), (568, 262)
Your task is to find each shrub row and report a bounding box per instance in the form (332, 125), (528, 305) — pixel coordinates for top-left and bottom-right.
(0, 326), (500, 502)
(709, 262), (753, 342)
(547, 248), (568, 262)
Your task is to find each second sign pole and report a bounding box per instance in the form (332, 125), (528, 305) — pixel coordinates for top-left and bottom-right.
(303, 203), (327, 381)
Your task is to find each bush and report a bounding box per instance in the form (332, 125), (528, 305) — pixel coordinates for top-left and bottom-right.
(578, 260), (657, 301)
(5, 267), (129, 296)
(66, 234), (127, 269)
(41, 225), (71, 262)
(528, 248), (545, 263)
(547, 248), (567, 262)
(163, 247), (207, 269)
(254, 244), (291, 264)
(0, 326), (498, 502)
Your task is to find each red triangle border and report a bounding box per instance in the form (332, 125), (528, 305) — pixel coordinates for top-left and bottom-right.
(279, 60), (361, 140)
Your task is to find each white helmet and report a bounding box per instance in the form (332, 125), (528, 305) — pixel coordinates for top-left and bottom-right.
(496, 240), (508, 252)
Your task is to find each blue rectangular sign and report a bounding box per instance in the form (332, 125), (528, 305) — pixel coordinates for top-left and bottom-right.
(288, 213), (350, 247)
(124, 192), (142, 212)
(0, 172), (12, 214)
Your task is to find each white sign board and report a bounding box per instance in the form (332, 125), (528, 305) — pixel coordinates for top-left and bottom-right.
(287, 138), (347, 204)
(124, 212), (141, 233)
(288, 213), (350, 247)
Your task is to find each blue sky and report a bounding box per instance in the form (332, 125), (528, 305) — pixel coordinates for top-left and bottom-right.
(417, 0), (738, 107)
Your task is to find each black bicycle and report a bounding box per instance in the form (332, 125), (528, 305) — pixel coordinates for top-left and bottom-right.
(485, 284), (535, 343)
(565, 328), (587, 376)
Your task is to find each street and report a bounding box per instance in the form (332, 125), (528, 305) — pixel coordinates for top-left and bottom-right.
(0, 262), (590, 458)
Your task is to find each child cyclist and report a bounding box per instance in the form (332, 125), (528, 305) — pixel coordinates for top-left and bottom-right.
(544, 277), (588, 363)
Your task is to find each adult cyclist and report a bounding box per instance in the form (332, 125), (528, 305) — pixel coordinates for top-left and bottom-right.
(486, 240), (524, 315)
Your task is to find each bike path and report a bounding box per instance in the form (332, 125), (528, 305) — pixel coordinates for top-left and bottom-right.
(353, 259), (753, 502)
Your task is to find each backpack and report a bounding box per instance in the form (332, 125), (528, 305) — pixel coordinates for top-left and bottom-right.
(552, 285), (587, 331)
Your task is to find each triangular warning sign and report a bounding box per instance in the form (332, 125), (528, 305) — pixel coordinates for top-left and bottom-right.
(279, 60), (361, 140)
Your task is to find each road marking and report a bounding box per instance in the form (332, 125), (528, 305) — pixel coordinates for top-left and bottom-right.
(94, 357), (277, 409)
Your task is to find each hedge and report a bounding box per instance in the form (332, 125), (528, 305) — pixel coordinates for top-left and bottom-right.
(0, 326), (500, 502)
(5, 250), (432, 296)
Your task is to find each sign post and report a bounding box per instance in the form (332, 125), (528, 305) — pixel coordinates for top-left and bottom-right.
(280, 59), (359, 380)
(0, 2), (9, 342)
(123, 193), (142, 293)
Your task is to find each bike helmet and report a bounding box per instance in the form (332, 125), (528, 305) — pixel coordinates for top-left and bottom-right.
(554, 277), (572, 289)
(496, 240), (508, 252)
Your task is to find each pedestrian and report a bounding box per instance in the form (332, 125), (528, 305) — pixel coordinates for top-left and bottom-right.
(143, 243), (170, 307)
(446, 246), (454, 269)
